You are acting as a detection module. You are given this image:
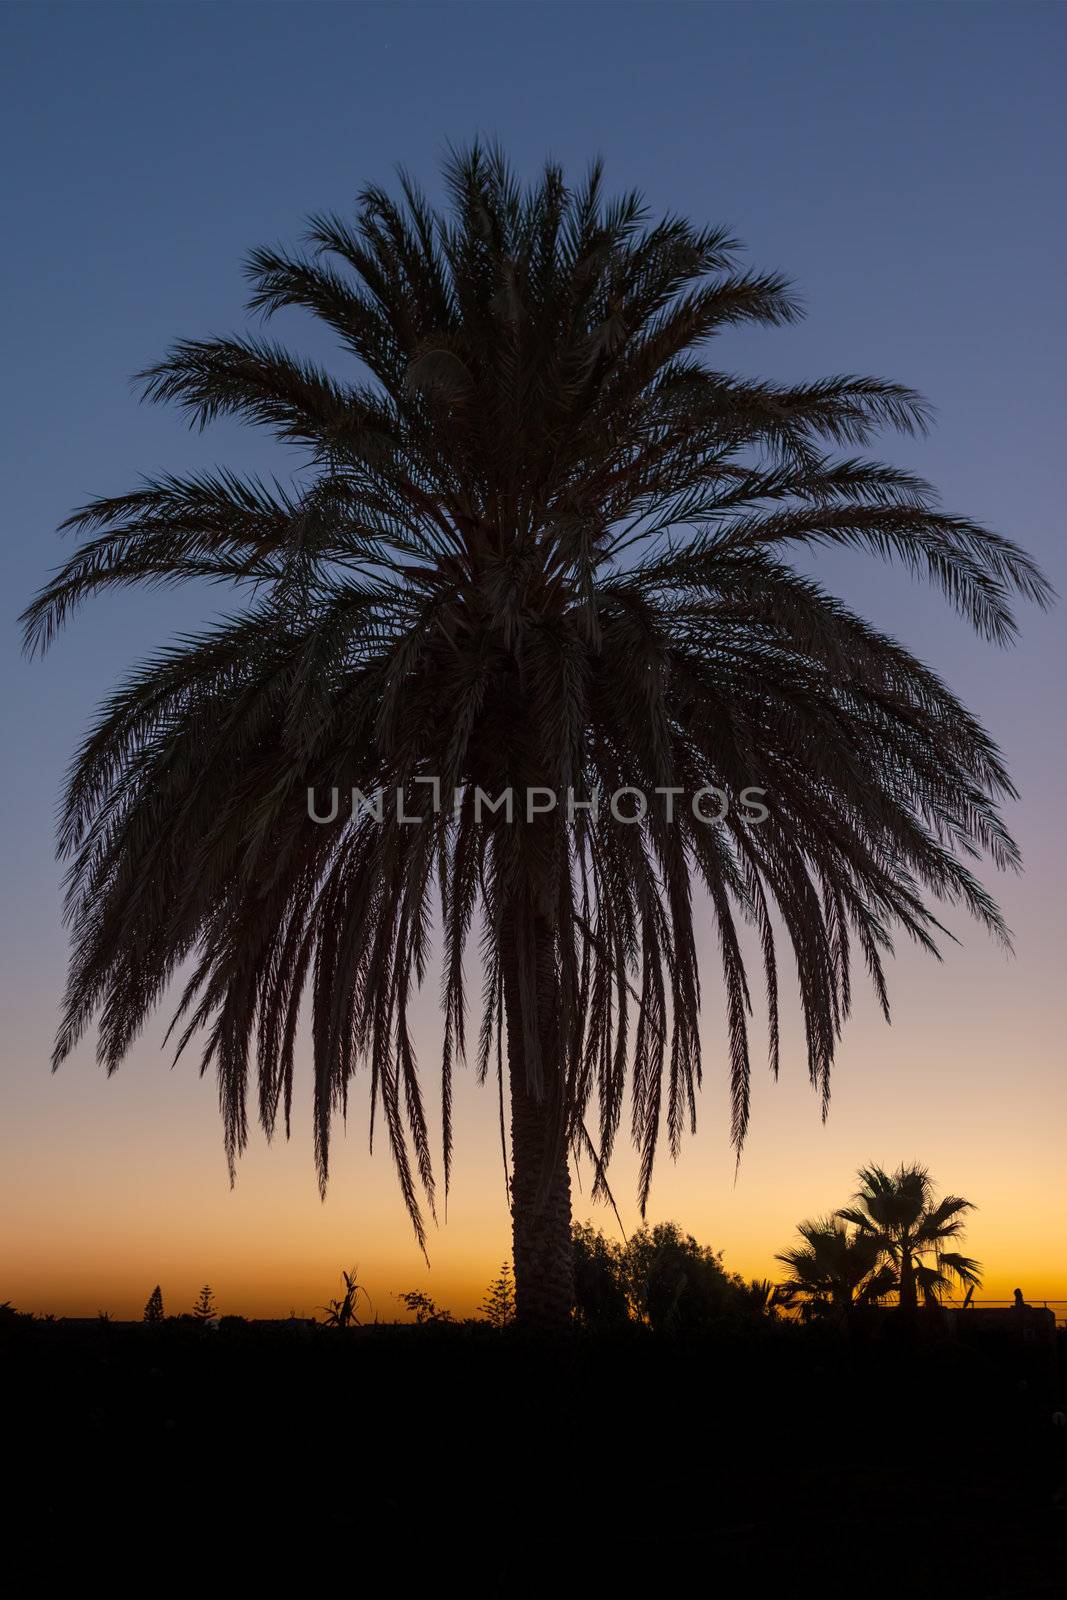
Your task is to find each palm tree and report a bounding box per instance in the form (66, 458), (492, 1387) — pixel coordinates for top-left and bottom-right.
(24, 148), (1046, 1327)
(775, 1217), (895, 1322)
(837, 1164), (982, 1311)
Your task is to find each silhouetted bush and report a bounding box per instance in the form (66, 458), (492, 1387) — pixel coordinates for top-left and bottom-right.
(573, 1221), (766, 1332)
(572, 1223), (630, 1328)
(398, 1290), (453, 1324)
(625, 1222), (759, 1332)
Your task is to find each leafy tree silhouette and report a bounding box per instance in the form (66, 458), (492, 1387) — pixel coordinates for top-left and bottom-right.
(398, 1289), (452, 1324)
(624, 1222), (753, 1332)
(572, 1223), (630, 1329)
(26, 147), (1047, 1327)
(573, 1220), (759, 1331)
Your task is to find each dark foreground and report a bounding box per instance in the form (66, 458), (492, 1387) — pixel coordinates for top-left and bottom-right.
(4, 1309), (1064, 1594)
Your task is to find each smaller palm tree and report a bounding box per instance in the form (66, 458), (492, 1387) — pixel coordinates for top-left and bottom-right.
(837, 1164), (981, 1311)
(747, 1278), (780, 1316)
(775, 1216), (895, 1322)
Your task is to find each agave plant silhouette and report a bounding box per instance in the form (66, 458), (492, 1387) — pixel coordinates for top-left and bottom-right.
(320, 1266), (371, 1328)
(25, 147), (1047, 1325)
(837, 1164), (982, 1310)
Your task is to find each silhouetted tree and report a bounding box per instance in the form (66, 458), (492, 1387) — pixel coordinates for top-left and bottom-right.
(572, 1223), (630, 1328)
(0, 1302), (34, 1325)
(574, 1220), (758, 1330)
(624, 1222), (753, 1332)
(142, 1285), (164, 1324)
(838, 1164), (982, 1311)
(478, 1261), (516, 1328)
(27, 148), (1047, 1328)
(398, 1289), (452, 1324)
(775, 1216), (895, 1323)
(192, 1284), (217, 1321)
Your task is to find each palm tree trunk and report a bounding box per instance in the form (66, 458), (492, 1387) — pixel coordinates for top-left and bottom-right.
(897, 1248), (917, 1312)
(501, 910), (574, 1330)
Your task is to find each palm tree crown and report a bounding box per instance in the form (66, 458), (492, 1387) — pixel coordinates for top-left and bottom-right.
(775, 1216), (896, 1320)
(24, 148), (1046, 1318)
(838, 1164), (982, 1309)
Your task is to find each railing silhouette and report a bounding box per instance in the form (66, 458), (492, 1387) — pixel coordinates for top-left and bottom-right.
(940, 1297), (1067, 1328)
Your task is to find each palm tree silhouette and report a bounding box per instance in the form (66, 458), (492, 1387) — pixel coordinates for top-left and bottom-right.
(837, 1164), (982, 1311)
(775, 1216), (895, 1322)
(24, 148), (1046, 1326)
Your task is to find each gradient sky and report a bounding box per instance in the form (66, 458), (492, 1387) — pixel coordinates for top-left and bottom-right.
(2, 1), (1064, 1321)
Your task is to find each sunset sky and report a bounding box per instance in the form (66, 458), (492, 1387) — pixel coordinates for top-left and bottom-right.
(2, 2), (1064, 1320)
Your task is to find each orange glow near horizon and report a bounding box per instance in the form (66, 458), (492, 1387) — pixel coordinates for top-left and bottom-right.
(4, 860), (1064, 1321)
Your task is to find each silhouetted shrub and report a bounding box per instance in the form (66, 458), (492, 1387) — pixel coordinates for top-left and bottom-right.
(573, 1220), (760, 1332)
(624, 1222), (754, 1332)
(572, 1224), (630, 1328)
(398, 1290), (453, 1324)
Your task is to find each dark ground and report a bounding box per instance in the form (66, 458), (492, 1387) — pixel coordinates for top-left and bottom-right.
(3, 1309), (1064, 1594)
